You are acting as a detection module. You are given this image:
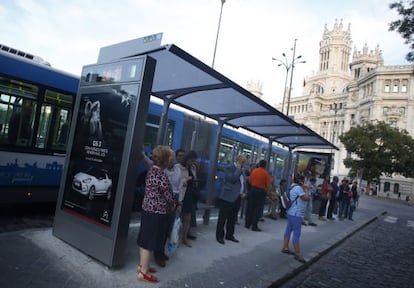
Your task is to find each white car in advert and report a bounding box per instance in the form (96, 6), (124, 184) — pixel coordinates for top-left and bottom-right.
(72, 167), (112, 200)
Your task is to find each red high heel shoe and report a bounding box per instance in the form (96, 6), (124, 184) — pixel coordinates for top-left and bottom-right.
(138, 270), (158, 283)
(138, 265), (157, 273)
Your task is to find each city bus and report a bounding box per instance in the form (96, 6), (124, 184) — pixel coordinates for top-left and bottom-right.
(0, 45), (79, 203)
(0, 45), (289, 204)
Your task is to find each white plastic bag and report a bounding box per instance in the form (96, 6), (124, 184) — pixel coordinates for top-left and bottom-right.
(167, 212), (181, 253)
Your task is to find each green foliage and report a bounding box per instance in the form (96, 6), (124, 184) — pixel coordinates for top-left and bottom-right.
(339, 121), (414, 182)
(389, 1), (414, 62)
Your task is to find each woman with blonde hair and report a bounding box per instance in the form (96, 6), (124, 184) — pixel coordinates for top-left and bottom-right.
(137, 145), (176, 283)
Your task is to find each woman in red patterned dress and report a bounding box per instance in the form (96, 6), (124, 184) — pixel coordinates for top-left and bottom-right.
(137, 145), (176, 283)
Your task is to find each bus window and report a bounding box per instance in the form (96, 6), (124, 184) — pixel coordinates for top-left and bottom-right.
(144, 121), (175, 150)
(36, 105), (71, 151)
(0, 77), (38, 147)
(219, 141), (233, 163)
(2, 96), (36, 147)
(36, 89), (73, 151)
(0, 96), (8, 142)
(55, 110), (70, 148)
(36, 105), (52, 148)
(44, 89), (73, 107)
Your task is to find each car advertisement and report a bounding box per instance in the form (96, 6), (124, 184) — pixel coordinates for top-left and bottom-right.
(61, 84), (138, 228)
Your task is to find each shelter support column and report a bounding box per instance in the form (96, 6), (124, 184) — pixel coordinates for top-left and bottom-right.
(204, 120), (224, 225)
(156, 99), (171, 145)
(284, 147), (294, 188)
(266, 139), (272, 169)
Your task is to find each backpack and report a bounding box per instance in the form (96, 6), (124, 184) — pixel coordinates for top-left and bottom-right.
(280, 184), (299, 209)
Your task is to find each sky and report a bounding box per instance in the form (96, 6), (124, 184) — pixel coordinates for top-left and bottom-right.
(0, 0), (410, 106)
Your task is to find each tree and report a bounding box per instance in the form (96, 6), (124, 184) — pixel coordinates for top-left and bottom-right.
(389, 1), (414, 62)
(339, 121), (414, 182)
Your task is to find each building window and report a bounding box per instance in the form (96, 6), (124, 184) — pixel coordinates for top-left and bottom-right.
(384, 80), (391, 93)
(384, 182), (390, 192)
(317, 85), (324, 94)
(399, 107), (405, 116)
(393, 183), (399, 195)
(401, 80), (408, 92)
(383, 106), (389, 115)
(355, 68), (361, 79)
(393, 81), (399, 92)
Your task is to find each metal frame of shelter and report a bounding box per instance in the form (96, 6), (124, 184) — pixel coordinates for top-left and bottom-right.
(101, 40), (338, 220)
(132, 44), (338, 207)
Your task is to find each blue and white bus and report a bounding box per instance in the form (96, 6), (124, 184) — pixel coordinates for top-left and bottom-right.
(0, 45), (288, 204)
(0, 45), (78, 203)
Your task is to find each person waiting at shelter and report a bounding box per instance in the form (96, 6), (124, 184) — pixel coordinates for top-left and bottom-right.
(281, 174), (310, 263)
(180, 150), (199, 247)
(318, 175), (333, 221)
(302, 177), (317, 226)
(136, 145), (176, 283)
(348, 180), (359, 220)
(278, 179), (288, 218)
(327, 176), (339, 220)
(245, 159), (272, 231)
(138, 149), (176, 267)
(215, 154), (247, 244)
(338, 178), (351, 220)
(154, 149), (184, 267)
(265, 180), (279, 220)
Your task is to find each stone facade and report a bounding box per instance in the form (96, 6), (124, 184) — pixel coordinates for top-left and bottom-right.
(281, 19), (414, 199)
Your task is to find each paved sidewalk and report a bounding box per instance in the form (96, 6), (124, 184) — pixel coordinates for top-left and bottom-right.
(0, 200), (383, 288)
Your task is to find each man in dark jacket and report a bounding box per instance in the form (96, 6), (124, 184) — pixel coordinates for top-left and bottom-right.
(215, 155), (247, 244)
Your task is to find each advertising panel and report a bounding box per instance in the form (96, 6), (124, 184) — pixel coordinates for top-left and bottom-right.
(294, 151), (332, 185)
(61, 83), (139, 228)
(53, 55), (155, 267)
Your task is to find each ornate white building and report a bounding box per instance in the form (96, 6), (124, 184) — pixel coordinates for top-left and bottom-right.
(282, 19), (414, 199)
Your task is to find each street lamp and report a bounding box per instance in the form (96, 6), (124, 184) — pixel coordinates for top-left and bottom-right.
(272, 39), (306, 115)
(272, 54), (289, 114)
(212, 0), (226, 68)
(330, 102), (341, 175)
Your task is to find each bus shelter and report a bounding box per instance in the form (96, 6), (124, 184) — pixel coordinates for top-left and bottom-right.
(53, 36), (339, 269)
(98, 38), (338, 222)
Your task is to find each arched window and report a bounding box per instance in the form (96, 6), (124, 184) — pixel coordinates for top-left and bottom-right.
(384, 182), (390, 192)
(384, 80), (391, 93)
(393, 80), (399, 92)
(317, 85), (324, 94)
(401, 79), (408, 92)
(393, 183), (399, 194)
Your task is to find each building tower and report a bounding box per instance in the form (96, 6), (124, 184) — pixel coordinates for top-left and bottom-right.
(303, 18), (353, 98)
(246, 80), (263, 99)
(285, 19), (414, 197)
